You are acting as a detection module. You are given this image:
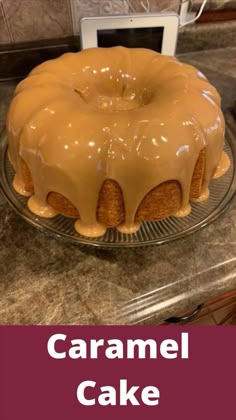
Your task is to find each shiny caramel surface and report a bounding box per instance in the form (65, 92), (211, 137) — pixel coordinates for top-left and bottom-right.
(7, 47), (226, 236)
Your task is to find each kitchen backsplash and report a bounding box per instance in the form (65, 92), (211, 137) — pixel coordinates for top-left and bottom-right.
(191, 0), (236, 10)
(0, 0), (180, 45)
(0, 0), (235, 46)
(0, 0), (73, 43)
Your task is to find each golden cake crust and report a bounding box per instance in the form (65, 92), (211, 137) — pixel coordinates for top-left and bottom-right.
(20, 150), (205, 227)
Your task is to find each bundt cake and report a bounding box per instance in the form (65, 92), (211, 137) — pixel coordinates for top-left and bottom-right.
(6, 46), (230, 237)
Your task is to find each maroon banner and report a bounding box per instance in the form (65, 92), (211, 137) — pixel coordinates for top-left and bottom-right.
(1, 326), (235, 419)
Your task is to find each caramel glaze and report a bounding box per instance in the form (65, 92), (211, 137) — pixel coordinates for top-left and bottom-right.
(7, 47), (228, 237)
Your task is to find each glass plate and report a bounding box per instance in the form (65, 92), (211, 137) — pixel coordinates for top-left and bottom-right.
(1, 126), (236, 249)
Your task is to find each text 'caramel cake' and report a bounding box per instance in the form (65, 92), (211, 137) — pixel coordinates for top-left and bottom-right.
(6, 46), (230, 237)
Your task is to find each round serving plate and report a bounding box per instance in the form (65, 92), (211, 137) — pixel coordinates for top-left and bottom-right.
(0, 129), (236, 248)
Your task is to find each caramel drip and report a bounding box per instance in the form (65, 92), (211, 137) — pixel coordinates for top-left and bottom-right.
(212, 151), (230, 179)
(191, 187), (209, 203)
(13, 174), (31, 197)
(6, 47), (228, 237)
(117, 222), (141, 234)
(174, 204), (191, 218)
(75, 220), (107, 238)
(28, 195), (58, 218)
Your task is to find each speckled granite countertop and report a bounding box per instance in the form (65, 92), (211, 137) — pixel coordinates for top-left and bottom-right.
(1, 46), (236, 325)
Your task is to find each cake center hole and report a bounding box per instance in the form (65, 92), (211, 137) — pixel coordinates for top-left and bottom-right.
(94, 95), (141, 111)
(74, 88), (152, 111)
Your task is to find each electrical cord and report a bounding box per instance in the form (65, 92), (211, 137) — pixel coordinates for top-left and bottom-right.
(125, 0), (207, 28)
(180, 0), (208, 27)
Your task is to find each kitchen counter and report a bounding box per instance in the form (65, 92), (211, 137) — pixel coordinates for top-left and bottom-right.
(1, 46), (236, 325)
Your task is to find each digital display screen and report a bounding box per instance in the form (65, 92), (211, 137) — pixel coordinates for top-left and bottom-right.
(97, 27), (164, 52)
